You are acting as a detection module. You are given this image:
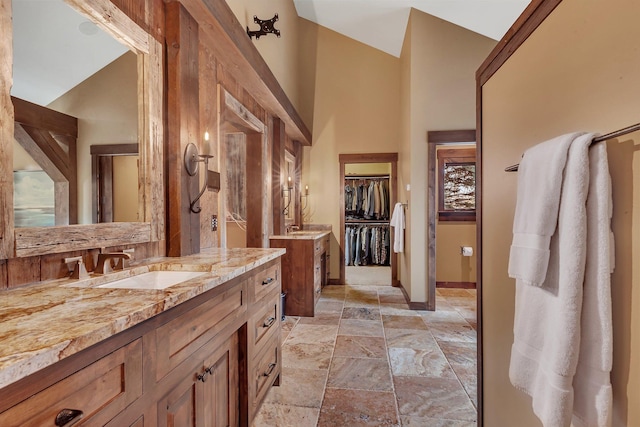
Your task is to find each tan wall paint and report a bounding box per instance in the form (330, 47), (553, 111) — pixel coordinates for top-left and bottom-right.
(112, 155), (139, 222)
(48, 51), (138, 224)
(436, 222), (476, 283)
(303, 26), (401, 279)
(403, 10), (494, 303)
(481, 0), (640, 425)
(225, 0), (309, 127)
(345, 163), (391, 176)
(398, 14), (412, 294)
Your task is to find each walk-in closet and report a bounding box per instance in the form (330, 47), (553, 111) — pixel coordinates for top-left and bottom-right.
(339, 153), (398, 286)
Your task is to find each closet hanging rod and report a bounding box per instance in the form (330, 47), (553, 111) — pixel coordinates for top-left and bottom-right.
(504, 122), (640, 172)
(346, 220), (389, 225)
(345, 175), (389, 180)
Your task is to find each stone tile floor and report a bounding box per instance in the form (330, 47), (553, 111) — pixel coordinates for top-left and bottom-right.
(253, 285), (477, 427)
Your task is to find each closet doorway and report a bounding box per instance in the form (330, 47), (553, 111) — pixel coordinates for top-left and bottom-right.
(339, 153), (398, 286)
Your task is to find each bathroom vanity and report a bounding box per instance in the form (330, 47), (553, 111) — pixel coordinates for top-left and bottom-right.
(0, 248), (283, 426)
(270, 229), (331, 317)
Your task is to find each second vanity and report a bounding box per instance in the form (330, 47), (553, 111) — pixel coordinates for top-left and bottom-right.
(0, 248), (284, 427)
(269, 228), (331, 317)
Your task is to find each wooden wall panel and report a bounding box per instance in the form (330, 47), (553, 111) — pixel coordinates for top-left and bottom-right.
(199, 30), (220, 250)
(165, 1), (200, 256)
(246, 133), (264, 247)
(7, 257), (40, 289)
(110, 0), (165, 42)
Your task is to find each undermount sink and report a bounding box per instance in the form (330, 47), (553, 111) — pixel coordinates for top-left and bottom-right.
(97, 270), (207, 290)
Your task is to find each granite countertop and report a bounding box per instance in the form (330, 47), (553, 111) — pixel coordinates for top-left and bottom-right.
(269, 229), (331, 240)
(0, 247), (285, 390)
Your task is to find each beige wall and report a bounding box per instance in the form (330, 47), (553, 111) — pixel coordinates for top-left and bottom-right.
(49, 51), (138, 224)
(436, 222), (476, 283)
(112, 155), (139, 222)
(345, 163), (391, 176)
(400, 10), (494, 303)
(225, 0), (313, 128)
(302, 26), (401, 279)
(481, 0), (640, 425)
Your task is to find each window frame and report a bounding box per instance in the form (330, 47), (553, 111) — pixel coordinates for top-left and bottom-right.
(437, 147), (476, 222)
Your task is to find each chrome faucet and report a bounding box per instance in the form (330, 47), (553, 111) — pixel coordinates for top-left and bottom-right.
(94, 252), (132, 275)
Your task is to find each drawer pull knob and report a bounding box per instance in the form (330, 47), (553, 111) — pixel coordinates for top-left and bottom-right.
(263, 316), (276, 328)
(197, 371), (208, 382)
(263, 362), (277, 377)
(55, 408), (83, 426)
(262, 277), (274, 286)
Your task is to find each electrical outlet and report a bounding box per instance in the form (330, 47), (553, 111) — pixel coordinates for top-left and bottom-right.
(211, 215), (218, 231)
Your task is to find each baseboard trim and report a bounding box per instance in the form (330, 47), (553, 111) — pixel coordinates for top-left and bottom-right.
(395, 281), (429, 310)
(328, 279), (342, 285)
(436, 281), (476, 289)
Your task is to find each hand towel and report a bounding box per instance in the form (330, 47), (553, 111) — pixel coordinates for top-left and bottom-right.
(509, 133), (594, 427)
(508, 132), (585, 286)
(390, 202), (405, 253)
(572, 142), (614, 427)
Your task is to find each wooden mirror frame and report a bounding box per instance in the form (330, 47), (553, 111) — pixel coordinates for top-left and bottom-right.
(218, 85), (270, 249)
(1, 0), (164, 258)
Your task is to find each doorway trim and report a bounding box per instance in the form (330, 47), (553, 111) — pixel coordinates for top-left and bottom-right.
(339, 152), (398, 285)
(427, 130), (476, 309)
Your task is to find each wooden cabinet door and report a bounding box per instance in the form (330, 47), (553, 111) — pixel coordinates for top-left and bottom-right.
(158, 377), (198, 427)
(157, 331), (239, 427)
(201, 331), (239, 427)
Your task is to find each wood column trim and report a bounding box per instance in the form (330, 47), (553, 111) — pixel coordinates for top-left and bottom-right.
(293, 141), (303, 228)
(0, 0), (13, 259)
(246, 133), (264, 247)
(165, 1), (200, 256)
(271, 118), (285, 236)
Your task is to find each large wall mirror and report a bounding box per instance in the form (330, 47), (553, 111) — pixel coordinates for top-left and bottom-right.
(12, 0), (137, 226)
(3, 0), (164, 258)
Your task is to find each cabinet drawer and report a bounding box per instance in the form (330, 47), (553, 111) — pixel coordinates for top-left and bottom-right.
(252, 262), (280, 302)
(250, 335), (280, 416)
(154, 282), (246, 381)
(0, 339), (142, 427)
(251, 292), (280, 350)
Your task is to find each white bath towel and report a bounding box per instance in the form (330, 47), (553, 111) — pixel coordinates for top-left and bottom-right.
(390, 202), (405, 253)
(508, 132), (585, 286)
(572, 142), (614, 427)
(509, 132), (614, 427)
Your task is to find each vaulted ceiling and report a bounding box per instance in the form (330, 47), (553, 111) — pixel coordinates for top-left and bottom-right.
(293, 0), (531, 57)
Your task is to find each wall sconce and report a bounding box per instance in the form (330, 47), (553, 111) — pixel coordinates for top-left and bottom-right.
(302, 185), (309, 212)
(283, 176), (293, 215)
(184, 135), (214, 214)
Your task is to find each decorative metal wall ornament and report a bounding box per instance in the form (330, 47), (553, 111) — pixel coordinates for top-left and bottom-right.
(247, 14), (281, 39)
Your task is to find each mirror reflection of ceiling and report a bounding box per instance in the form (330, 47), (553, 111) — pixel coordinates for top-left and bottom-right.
(293, 0), (531, 57)
(12, 0), (129, 106)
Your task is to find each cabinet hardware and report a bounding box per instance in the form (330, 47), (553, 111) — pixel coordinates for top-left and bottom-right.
(196, 371), (208, 382)
(55, 408), (83, 426)
(205, 365), (215, 375)
(262, 277), (274, 286)
(263, 362), (277, 377)
(263, 316), (276, 328)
